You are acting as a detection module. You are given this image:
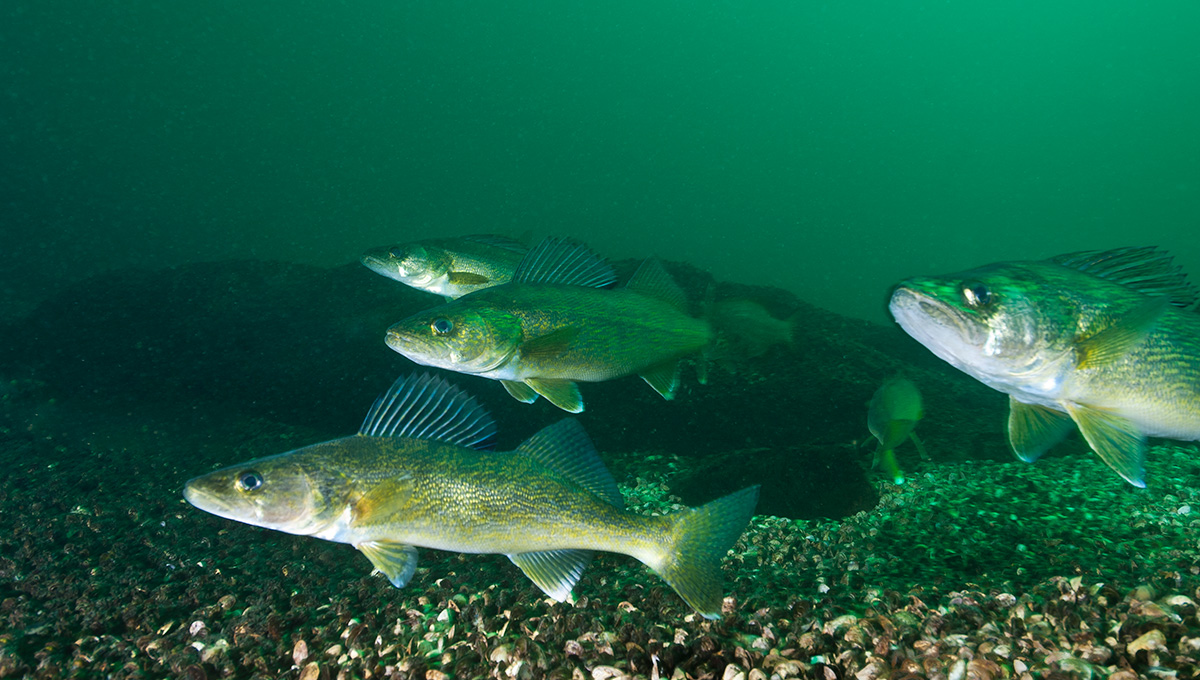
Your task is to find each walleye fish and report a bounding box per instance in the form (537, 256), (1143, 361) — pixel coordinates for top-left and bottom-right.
(384, 237), (713, 413)
(889, 246), (1200, 487)
(361, 234), (528, 298)
(866, 376), (927, 485)
(184, 373), (759, 618)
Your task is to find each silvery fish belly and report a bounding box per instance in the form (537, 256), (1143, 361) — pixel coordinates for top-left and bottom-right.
(360, 234), (528, 298)
(383, 237), (713, 413)
(183, 373), (758, 619)
(888, 246), (1200, 487)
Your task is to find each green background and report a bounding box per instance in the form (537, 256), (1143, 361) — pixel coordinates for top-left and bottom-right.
(4, 0), (1198, 322)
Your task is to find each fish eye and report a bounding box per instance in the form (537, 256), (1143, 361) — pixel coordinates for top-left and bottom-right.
(431, 318), (454, 336)
(961, 280), (993, 308)
(388, 247), (407, 259)
(236, 470), (264, 493)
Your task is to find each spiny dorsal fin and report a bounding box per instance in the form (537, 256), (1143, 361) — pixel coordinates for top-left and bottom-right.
(1052, 246), (1199, 309)
(508, 549), (593, 602)
(514, 419), (622, 506)
(359, 373), (496, 449)
(625, 258), (688, 311)
(511, 237), (617, 288)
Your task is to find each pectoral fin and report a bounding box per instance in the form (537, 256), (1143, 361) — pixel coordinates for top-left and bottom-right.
(351, 474), (415, 525)
(1075, 297), (1167, 369)
(447, 271), (491, 285)
(519, 327), (581, 361)
(508, 549), (593, 602)
(501, 380), (539, 403)
(1063, 402), (1146, 488)
(1008, 398), (1074, 463)
(640, 360), (681, 400)
(358, 541), (420, 587)
(525, 378), (584, 413)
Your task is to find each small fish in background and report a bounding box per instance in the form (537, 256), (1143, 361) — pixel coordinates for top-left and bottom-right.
(707, 298), (795, 360)
(889, 246), (1200, 487)
(361, 234), (528, 299)
(183, 373), (759, 619)
(866, 376), (928, 485)
(384, 237), (714, 413)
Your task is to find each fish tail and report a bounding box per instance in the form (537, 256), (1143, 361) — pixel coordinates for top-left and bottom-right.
(655, 485), (759, 619)
(878, 447), (905, 485)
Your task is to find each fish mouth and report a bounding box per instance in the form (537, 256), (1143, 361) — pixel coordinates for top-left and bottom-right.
(183, 478), (235, 518)
(888, 285), (987, 352)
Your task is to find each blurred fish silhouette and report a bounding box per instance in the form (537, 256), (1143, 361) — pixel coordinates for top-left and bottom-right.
(866, 376), (927, 484)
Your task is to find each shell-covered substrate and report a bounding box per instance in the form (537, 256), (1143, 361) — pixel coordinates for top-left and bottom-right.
(2, 400), (1200, 680)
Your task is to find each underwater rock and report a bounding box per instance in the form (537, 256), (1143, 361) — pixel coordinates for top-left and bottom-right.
(2, 258), (1009, 519)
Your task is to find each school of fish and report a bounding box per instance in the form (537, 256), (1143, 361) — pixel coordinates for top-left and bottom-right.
(185, 235), (1200, 620)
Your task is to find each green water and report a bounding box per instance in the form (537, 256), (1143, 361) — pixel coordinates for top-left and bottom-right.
(4, 0), (1199, 322)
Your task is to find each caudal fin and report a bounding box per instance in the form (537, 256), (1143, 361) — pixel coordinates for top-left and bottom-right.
(655, 486), (759, 619)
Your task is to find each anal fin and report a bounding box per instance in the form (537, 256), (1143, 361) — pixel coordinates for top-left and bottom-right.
(640, 360), (681, 400)
(1008, 398), (1074, 463)
(508, 549), (593, 602)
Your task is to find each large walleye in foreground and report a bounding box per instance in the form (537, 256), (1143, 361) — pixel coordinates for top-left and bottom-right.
(889, 246), (1200, 487)
(361, 234), (528, 299)
(184, 374), (759, 618)
(384, 237), (713, 412)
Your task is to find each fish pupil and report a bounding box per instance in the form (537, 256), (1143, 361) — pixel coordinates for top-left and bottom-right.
(432, 318), (454, 335)
(237, 471), (264, 493)
(961, 281), (992, 308)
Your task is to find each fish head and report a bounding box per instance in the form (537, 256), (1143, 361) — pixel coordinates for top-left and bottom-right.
(888, 264), (1075, 398)
(183, 447), (349, 537)
(361, 243), (452, 288)
(385, 302), (523, 374)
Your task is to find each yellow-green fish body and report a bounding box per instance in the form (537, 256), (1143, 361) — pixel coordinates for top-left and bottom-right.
(889, 246), (1200, 487)
(866, 376), (925, 485)
(385, 238), (713, 412)
(184, 374), (758, 618)
(361, 234), (527, 298)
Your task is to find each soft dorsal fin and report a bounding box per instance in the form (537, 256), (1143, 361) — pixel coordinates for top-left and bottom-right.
(359, 373), (497, 449)
(514, 419), (623, 507)
(625, 258), (688, 311)
(511, 237), (617, 288)
(1052, 247), (1200, 309)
